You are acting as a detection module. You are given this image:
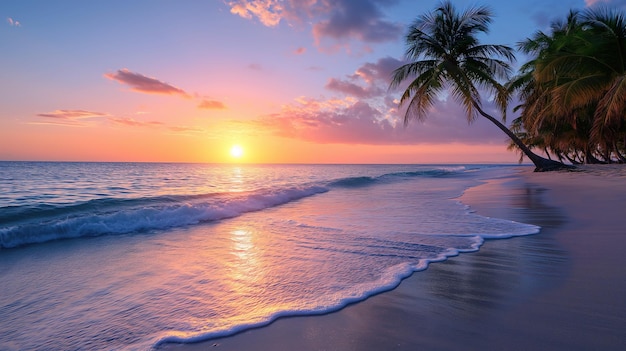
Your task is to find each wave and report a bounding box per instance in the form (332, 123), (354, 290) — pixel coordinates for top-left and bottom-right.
(0, 185), (328, 249)
(328, 166), (466, 189)
(150, 236), (485, 350)
(327, 176), (377, 188)
(0, 166), (471, 249)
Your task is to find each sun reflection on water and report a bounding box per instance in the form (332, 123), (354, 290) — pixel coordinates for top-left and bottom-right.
(229, 228), (263, 285)
(228, 167), (245, 192)
(231, 229), (253, 260)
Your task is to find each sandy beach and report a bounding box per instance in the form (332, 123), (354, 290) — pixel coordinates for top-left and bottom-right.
(159, 165), (626, 351)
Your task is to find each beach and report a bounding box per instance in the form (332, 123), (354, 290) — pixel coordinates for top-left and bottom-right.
(160, 165), (626, 351)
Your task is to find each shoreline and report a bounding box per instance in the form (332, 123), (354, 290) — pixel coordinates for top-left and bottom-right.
(159, 165), (626, 351)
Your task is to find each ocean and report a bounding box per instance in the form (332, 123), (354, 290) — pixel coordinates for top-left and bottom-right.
(0, 162), (538, 350)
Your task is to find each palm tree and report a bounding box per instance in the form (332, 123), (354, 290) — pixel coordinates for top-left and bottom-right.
(390, 1), (571, 171)
(513, 7), (626, 163)
(561, 8), (626, 161)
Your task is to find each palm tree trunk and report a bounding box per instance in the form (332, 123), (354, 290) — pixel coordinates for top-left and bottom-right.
(564, 153), (581, 165)
(585, 148), (605, 164)
(543, 147), (552, 160)
(472, 102), (574, 172)
(613, 141), (626, 163)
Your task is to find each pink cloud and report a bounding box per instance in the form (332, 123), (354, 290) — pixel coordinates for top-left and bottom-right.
(228, 0), (284, 26)
(243, 95), (508, 146)
(7, 17), (21, 27)
(37, 109), (108, 120)
(104, 69), (189, 97)
(168, 126), (205, 133)
(108, 117), (163, 127)
(294, 47), (307, 55)
(198, 99), (227, 110)
(585, 0), (611, 6)
(35, 109), (208, 134)
(108, 117), (204, 134)
(34, 109), (108, 127)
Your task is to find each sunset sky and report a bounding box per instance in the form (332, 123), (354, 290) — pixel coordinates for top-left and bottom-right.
(2, 0), (624, 164)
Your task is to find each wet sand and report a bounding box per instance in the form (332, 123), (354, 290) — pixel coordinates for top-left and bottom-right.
(160, 165), (626, 351)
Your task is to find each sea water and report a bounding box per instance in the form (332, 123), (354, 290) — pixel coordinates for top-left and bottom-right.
(0, 162), (538, 350)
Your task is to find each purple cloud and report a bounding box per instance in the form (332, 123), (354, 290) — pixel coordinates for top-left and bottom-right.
(354, 56), (404, 84)
(325, 56), (403, 98)
(325, 78), (380, 98)
(104, 69), (189, 97)
(37, 109), (108, 120)
(227, 0), (403, 49)
(243, 95), (509, 146)
(312, 0), (402, 45)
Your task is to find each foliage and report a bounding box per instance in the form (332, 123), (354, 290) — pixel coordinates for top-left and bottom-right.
(509, 7), (626, 163)
(390, 0), (569, 171)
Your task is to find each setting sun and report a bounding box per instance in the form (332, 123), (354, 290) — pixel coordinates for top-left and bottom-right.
(230, 145), (244, 159)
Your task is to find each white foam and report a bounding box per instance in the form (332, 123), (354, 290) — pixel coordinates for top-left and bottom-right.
(0, 185), (328, 248)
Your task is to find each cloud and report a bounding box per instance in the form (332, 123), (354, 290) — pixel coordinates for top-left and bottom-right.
(198, 99), (227, 110)
(325, 56), (403, 98)
(354, 56), (404, 84)
(228, 0), (284, 26)
(35, 108), (208, 134)
(104, 69), (189, 97)
(108, 117), (204, 134)
(37, 109), (108, 120)
(585, 0), (626, 7)
(585, 0), (610, 6)
(312, 0), (402, 46)
(34, 109), (108, 127)
(168, 126), (205, 133)
(242, 94), (508, 146)
(227, 0), (403, 50)
(108, 117), (163, 127)
(325, 78), (378, 98)
(234, 54), (511, 146)
(294, 47), (307, 55)
(7, 17), (20, 27)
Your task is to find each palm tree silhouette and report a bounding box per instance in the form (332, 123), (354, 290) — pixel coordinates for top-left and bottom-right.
(390, 1), (571, 171)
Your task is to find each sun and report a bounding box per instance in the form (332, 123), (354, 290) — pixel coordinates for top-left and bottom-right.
(230, 144), (244, 159)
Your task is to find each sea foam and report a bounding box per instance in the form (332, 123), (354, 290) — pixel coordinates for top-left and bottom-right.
(0, 185), (328, 248)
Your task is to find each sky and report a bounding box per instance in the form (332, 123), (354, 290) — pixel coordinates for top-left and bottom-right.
(2, 0), (625, 164)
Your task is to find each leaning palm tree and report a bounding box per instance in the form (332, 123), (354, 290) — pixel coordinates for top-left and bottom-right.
(390, 1), (570, 171)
